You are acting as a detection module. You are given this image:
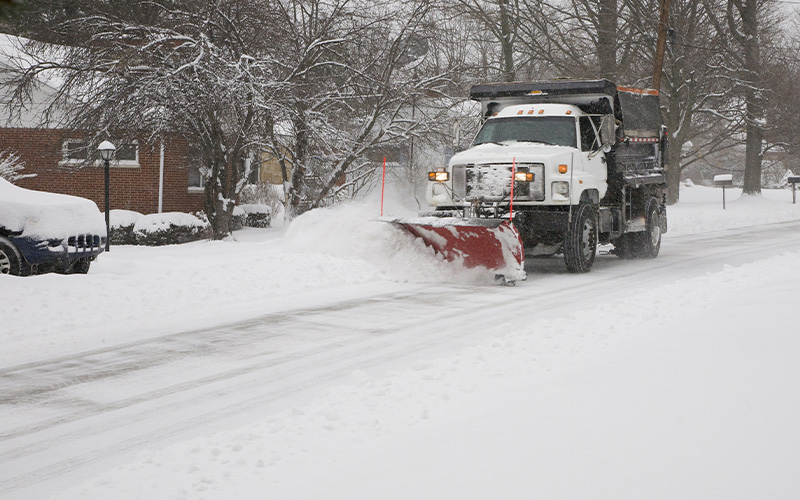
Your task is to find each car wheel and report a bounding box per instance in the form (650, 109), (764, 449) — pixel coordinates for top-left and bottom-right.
(0, 239), (30, 276)
(72, 258), (92, 274)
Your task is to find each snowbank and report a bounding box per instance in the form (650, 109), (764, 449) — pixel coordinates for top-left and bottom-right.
(667, 185), (800, 237)
(285, 202), (494, 284)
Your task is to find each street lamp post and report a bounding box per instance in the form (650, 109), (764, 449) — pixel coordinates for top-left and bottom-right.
(98, 141), (116, 251)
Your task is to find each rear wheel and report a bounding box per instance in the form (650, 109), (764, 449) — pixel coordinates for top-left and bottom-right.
(613, 197), (661, 259)
(639, 197), (662, 258)
(0, 239), (29, 276)
(613, 233), (637, 259)
(564, 203), (597, 273)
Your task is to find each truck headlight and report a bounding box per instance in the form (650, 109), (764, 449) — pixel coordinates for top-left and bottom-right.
(428, 169), (449, 182)
(552, 181), (569, 201)
(513, 171), (534, 182)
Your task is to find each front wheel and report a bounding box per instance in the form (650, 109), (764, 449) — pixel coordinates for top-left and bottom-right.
(0, 239), (29, 276)
(564, 203), (597, 273)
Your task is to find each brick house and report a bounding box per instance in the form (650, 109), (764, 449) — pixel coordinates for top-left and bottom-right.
(1, 36), (204, 214)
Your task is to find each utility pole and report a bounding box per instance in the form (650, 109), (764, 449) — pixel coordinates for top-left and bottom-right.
(652, 0), (671, 91)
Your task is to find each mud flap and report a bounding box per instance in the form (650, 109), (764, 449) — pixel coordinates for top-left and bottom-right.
(391, 217), (526, 283)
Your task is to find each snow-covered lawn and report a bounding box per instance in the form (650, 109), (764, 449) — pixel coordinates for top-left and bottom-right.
(3, 185), (800, 499)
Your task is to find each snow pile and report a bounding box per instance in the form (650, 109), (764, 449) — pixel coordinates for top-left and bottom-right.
(285, 202), (492, 284)
(0, 177), (105, 238)
(667, 185), (800, 237)
(236, 203), (271, 216)
(109, 209), (144, 229)
(52, 251), (800, 500)
(132, 212), (207, 234)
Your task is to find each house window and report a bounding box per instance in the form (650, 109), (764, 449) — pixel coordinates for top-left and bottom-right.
(60, 139), (139, 167)
(188, 166), (206, 192)
(62, 139), (90, 163)
(115, 142), (139, 165)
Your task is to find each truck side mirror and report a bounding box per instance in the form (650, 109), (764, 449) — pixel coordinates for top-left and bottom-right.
(600, 115), (616, 147)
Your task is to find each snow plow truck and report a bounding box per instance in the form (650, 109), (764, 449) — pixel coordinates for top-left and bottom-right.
(394, 79), (668, 283)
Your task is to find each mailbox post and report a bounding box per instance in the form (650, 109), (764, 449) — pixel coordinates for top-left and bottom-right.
(788, 176), (800, 205)
(714, 174), (733, 210)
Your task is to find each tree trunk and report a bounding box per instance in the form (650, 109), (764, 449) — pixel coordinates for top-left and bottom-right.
(287, 104), (309, 217)
(737, 0), (763, 195)
(499, 0), (515, 81)
(597, 0), (618, 81)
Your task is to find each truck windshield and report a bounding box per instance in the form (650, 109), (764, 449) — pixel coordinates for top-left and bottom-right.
(473, 116), (577, 148)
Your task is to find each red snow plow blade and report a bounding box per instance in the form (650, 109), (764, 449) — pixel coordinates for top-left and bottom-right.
(392, 217), (526, 282)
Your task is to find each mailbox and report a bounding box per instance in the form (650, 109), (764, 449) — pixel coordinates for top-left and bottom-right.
(789, 176), (800, 204)
(713, 174), (733, 209)
(713, 174), (734, 187)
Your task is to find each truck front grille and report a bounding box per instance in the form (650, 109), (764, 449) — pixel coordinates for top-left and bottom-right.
(453, 163), (545, 202)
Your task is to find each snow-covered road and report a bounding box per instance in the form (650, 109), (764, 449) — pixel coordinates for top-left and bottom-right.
(2, 211), (800, 499)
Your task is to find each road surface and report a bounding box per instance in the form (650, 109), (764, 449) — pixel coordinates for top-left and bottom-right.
(2, 221), (799, 499)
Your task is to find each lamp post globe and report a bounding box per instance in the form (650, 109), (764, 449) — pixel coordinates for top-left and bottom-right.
(98, 141), (115, 251)
(98, 140), (116, 161)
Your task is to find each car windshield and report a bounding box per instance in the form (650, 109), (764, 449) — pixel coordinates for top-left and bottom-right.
(473, 116), (577, 148)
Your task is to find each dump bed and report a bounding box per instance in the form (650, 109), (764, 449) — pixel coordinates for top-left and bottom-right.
(470, 79), (662, 138)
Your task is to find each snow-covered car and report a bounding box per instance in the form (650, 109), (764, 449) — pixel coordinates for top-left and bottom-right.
(0, 178), (106, 276)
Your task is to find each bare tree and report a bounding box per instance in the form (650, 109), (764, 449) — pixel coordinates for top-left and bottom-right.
(5, 0), (286, 238)
(701, 0), (781, 195)
(438, 0), (523, 81)
(624, 0), (743, 202)
(260, 0), (457, 215)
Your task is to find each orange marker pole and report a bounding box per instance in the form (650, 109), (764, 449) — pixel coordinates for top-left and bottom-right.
(509, 157), (516, 220)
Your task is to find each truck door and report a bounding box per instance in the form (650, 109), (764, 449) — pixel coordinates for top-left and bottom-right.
(579, 116), (608, 200)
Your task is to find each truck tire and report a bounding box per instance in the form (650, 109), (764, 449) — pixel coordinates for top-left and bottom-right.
(0, 239), (30, 276)
(614, 197), (661, 259)
(638, 197), (662, 258)
(564, 203), (597, 273)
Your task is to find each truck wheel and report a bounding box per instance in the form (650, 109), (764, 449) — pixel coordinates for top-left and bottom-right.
(564, 203), (597, 273)
(613, 234), (637, 259)
(0, 239), (30, 276)
(639, 197), (662, 259)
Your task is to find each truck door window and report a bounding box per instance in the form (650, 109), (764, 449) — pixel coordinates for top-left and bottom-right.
(580, 116), (600, 151)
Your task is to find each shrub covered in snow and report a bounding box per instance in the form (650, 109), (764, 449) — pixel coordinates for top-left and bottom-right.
(239, 204), (272, 228)
(125, 212), (210, 246)
(108, 210), (144, 245)
(231, 204), (272, 230)
(107, 211), (211, 246)
(239, 183), (283, 221)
